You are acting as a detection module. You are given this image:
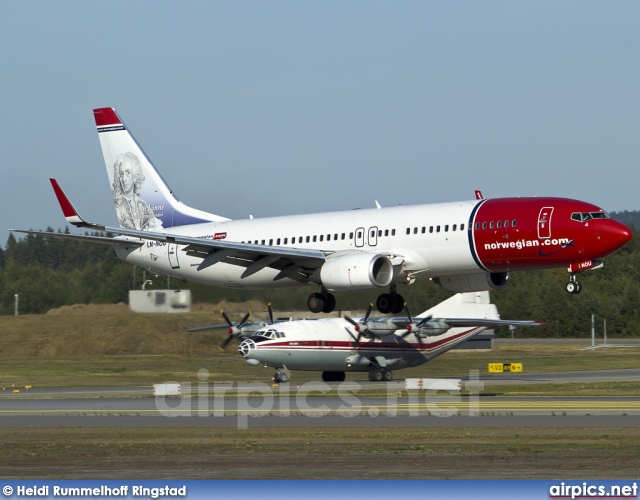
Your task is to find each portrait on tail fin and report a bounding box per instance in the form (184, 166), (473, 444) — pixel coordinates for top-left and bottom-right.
(111, 152), (163, 231)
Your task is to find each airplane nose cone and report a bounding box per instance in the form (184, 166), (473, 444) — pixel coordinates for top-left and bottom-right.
(238, 339), (255, 357)
(600, 220), (633, 256)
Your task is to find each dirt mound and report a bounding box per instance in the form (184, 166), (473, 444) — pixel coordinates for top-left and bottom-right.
(190, 300), (269, 314)
(46, 303), (132, 315)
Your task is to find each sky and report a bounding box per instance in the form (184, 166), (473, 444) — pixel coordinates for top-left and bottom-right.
(1, 1), (639, 244)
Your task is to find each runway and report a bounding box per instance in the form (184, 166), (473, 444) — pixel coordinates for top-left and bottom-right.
(1, 368), (640, 427)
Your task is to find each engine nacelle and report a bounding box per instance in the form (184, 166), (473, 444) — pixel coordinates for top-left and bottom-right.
(434, 272), (510, 293)
(316, 253), (394, 291)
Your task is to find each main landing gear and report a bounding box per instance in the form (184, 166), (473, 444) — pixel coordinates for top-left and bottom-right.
(368, 368), (393, 382)
(307, 284), (404, 315)
(375, 285), (404, 314)
(307, 288), (336, 313)
(566, 275), (583, 294)
(322, 371), (346, 382)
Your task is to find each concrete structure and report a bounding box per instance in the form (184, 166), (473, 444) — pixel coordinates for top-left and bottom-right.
(129, 289), (191, 313)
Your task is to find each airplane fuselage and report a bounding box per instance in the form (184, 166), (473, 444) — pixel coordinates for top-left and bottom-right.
(115, 196), (630, 290)
(237, 318), (486, 373)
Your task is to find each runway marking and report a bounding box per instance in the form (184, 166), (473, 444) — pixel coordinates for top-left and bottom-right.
(2, 401), (640, 415)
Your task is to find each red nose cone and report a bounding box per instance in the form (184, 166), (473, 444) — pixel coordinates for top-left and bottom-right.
(601, 220), (633, 256)
(228, 328), (234, 334)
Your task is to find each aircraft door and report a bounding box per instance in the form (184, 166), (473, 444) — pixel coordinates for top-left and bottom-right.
(168, 244), (180, 269)
(354, 227), (365, 248)
(538, 207), (554, 239)
(368, 226), (378, 247)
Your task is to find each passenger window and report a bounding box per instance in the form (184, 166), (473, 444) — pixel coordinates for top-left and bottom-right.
(512, 220), (516, 227)
(444, 225), (449, 232)
(429, 226), (433, 233)
(497, 221), (502, 229)
(452, 224), (457, 231)
(504, 220), (509, 228)
(436, 225), (441, 233)
(319, 235), (323, 242)
(284, 238), (288, 245)
(392, 229), (396, 236)
(349, 232), (354, 239)
(342, 233), (346, 240)
(261, 240), (266, 245)
(421, 227), (426, 234)
(306, 236), (310, 243)
(489, 222), (494, 229)
(313, 235), (317, 242)
(413, 227), (418, 234)
(475, 222), (480, 230)
(378, 230), (382, 237)
(482, 222), (487, 229)
(334, 233), (339, 240)
(384, 229), (389, 237)
(406, 228), (410, 235)
(277, 238), (281, 245)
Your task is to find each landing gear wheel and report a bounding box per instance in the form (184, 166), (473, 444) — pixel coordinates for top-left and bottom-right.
(391, 294), (404, 314)
(376, 293), (394, 314)
(368, 369), (384, 382)
(566, 280), (583, 294)
(322, 293), (336, 313)
(307, 292), (326, 313)
(383, 370), (393, 382)
(322, 371), (346, 382)
(273, 371), (289, 383)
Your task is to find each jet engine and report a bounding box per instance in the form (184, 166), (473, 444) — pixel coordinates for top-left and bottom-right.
(434, 272), (510, 293)
(316, 253), (394, 291)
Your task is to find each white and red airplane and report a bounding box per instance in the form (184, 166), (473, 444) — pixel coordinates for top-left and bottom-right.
(233, 292), (545, 383)
(12, 107), (632, 313)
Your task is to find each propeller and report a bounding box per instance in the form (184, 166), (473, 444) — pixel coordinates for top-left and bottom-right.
(399, 303), (432, 345)
(220, 310), (251, 350)
(344, 303), (374, 344)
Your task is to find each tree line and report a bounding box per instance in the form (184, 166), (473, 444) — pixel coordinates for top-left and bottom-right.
(1, 213), (638, 337)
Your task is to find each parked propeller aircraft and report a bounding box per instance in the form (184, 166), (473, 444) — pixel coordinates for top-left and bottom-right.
(11, 108), (632, 313)
(187, 303), (280, 349)
(229, 292), (545, 383)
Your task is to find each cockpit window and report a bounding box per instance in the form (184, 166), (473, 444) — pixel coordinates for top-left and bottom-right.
(571, 211), (609, 222)
(252, 328), (285, 341)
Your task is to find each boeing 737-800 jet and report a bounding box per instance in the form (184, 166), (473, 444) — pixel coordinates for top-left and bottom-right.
(12, 107), (632, 313)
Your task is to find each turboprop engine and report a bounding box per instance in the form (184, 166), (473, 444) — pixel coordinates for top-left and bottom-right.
(315, 252), (394, 291)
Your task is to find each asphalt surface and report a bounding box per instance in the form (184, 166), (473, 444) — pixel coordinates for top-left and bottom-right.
(1, 369), (640, 427)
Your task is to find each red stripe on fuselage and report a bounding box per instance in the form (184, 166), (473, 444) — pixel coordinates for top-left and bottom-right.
(472, 197), (631, 272)
(253, 328), (480, 353)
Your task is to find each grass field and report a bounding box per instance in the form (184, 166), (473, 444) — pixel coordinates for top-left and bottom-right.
(1, 426), (639, 479)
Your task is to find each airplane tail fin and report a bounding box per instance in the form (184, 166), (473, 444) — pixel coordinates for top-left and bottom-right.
(93, 107), (229, 230)
(420, 291), (499, 320)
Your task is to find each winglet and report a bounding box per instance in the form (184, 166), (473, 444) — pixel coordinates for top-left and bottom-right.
(475, 190), (484, 200)
(50, 179), (102, 229)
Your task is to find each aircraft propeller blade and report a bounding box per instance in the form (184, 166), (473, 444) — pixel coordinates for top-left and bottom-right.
(218, 310), (252, 350)
(267, 303), (274, 325)
(345, 303), (374, 345)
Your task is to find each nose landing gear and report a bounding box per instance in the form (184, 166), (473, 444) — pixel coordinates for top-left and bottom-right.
(566, 275), (583, 294)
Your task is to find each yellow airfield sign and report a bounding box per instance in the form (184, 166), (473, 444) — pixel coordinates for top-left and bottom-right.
(488, 363), (523, 373)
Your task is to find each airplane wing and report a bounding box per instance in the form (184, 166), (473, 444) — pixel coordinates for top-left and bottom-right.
(387, 317), (545, 328)
(436, 318), (546, 328)
(12, 179), (332, 280)
(9, 229), (145, 248)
